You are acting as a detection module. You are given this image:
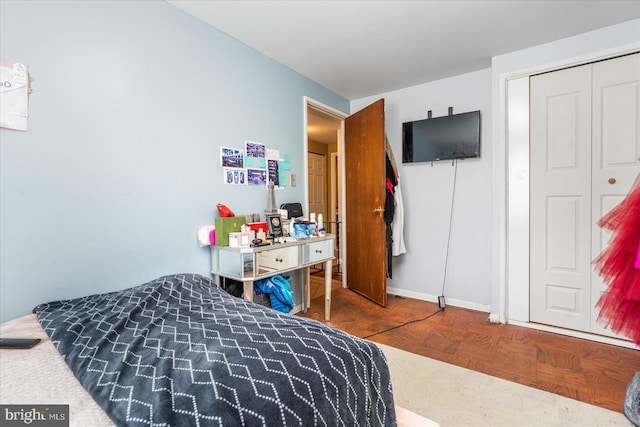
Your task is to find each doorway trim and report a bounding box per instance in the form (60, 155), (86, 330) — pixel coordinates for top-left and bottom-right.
(303, 96), (348, 286)
(330, 152), (339, 226)
(501, 44), (640, 349)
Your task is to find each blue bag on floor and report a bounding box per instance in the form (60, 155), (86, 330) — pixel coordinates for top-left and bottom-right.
(254, 274), (294, 313)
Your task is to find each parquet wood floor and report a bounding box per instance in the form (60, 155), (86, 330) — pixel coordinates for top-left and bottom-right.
(301, 274), (640, 413)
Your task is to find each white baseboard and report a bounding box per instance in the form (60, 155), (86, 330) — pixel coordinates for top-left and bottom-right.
(488, 313), (502, 324)
(386, 286), (492, 314)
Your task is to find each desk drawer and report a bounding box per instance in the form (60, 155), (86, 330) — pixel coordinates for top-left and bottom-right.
(303, 240), (333, 265)
(257, 246), (299, 271)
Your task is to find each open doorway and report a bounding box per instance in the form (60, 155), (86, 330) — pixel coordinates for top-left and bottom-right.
(304, 97), (347, 282)
(304, 97), (389, 306)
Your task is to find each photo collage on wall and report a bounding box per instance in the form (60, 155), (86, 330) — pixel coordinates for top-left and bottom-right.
(220, 140), (291, 188)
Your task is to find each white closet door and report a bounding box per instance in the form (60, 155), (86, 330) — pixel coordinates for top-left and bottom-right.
(530, 65), (593, 330)
(590, 53), (640, 335)
(530, 53), (640, 336)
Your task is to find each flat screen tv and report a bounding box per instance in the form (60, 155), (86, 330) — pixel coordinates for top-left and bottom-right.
(402, 110), (481, 163)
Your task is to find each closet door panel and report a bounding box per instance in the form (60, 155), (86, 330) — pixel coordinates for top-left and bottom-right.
(530, 65), (592, 331)
(590, 53), (640, 336)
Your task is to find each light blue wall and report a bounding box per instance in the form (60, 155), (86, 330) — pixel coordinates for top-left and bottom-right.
(0, 0), (348, 322)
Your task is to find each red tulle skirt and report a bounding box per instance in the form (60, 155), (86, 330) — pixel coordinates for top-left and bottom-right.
(593, 185), (640, 345)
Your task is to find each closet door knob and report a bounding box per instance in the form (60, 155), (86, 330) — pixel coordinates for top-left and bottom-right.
(608, 178), (616, 184)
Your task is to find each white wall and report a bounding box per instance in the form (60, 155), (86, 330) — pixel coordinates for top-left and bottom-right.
(351, 69), (493, 311)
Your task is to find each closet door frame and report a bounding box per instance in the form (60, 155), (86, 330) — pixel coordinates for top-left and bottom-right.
(503, 46), (639, 349)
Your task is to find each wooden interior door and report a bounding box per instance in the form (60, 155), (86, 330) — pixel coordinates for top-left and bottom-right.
(344, 99), (387, 306)
(308, 152), (327, 219)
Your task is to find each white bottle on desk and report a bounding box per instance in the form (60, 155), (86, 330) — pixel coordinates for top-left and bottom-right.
(317, 213), (325, 236)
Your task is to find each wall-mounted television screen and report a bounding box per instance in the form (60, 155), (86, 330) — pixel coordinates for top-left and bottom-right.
(402, 110), (481, 163)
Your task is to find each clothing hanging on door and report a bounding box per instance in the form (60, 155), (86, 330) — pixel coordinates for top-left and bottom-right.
(593, 176), (640, 426)
(384, 136), (407, 278)
(593, 174), (640, 345)
(392, 183), (407, 256)
(385, 137), (407, 257)
(385, 154), (397, 278)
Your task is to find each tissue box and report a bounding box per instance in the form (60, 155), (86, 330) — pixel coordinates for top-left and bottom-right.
(229, 231), (252, 248)
(214, 216), (246, 246)
(197, 225), (215, 247)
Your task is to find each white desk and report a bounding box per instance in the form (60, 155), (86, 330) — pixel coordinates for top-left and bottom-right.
(210, 234), (335, 320)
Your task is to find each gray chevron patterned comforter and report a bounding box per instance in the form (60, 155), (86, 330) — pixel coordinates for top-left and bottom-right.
(33, 274), (396, 426)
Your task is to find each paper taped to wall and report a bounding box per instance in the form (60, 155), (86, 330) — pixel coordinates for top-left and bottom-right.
(0, 57), (29, 131)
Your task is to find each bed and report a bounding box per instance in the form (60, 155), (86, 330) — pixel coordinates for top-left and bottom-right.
(0, 273), (436, 426)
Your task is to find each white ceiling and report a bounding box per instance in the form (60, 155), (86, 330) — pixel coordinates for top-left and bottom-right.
(167, 0), (640, 100)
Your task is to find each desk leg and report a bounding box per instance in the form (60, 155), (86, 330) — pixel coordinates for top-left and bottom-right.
(302, 267), (309, 314)
(212, 274), (221, 287)
(243, 281), (254, 303)
(324, 259), (333, 321)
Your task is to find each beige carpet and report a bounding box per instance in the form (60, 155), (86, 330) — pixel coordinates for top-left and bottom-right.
(377, 343), (632, 427)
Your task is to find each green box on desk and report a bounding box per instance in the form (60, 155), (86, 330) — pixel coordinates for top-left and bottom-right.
(215, 217), (246, 246)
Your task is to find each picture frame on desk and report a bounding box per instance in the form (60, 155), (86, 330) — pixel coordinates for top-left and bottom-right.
(266, 213), (283, 238)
